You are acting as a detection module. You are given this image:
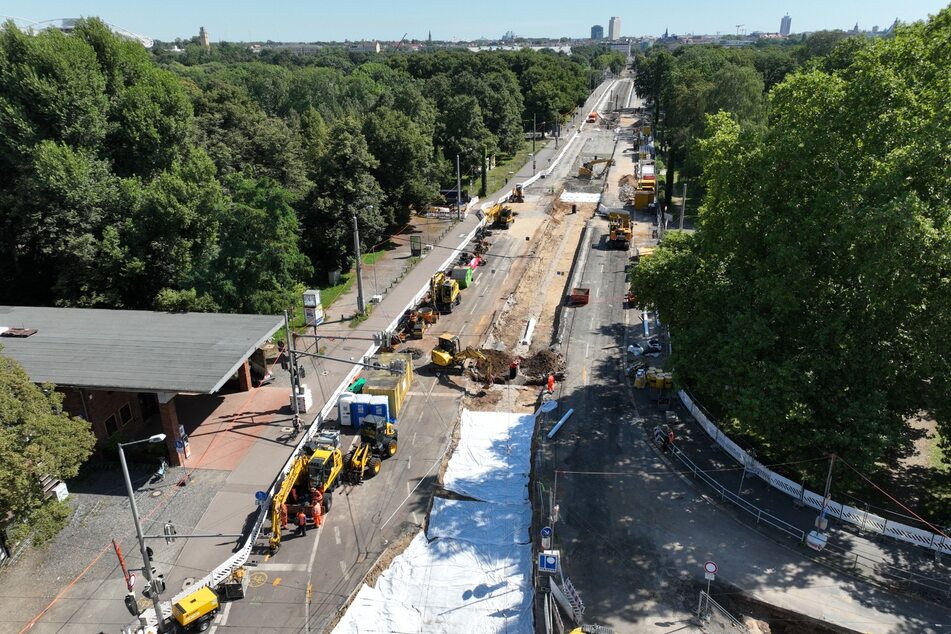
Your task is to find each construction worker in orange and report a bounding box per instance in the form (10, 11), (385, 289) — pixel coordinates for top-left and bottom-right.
(280, 504), (288, 529)
(547, 374), (555, 394)
(311, 488), (324, 527)
(295, 510), (308, 536)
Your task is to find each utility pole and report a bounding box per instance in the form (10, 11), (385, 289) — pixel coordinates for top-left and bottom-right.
(679, 182), (687, 230)
(531, 113), (537, 173)
(284, 311), (300, 425)
(455, 154), (462, 221)
(352, 214), (365, 314)
(822, 454), (836, 505)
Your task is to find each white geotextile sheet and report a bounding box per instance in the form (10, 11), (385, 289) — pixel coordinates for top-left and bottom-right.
(428, 498), (530, 546)
(333, 524), (534, 633)
(559, 191), (602, 203)
(333, 411), (535, 634)
(442, 410), (533, 505)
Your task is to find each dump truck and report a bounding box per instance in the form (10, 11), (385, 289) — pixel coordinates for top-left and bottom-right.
(567, 288), (590, 306)
(431, 271), (461, 313)
(608, 212), (632, 250)
(431, 334), (487, 368)
(172, 586), (219, 632)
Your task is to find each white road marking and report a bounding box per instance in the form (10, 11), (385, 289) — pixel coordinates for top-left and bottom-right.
(407, 481), (413, 495)
(412, 432), (417, 446)
(412, 512), (420, 525)
(596, 286), (600, 298)
(407, 455), (412, 470)
(339, 560), (348, 577)
(208, 598), (233, 633)
(304, 505), (326, 634)
(255, 562), (307, 572)
(586, 343), (590, 356)
(473, 277), (481, 286)
(600, 263), (604, 273)
(334, 526), (341, 545)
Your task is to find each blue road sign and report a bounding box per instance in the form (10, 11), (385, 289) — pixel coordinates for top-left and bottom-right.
(538, 552), (558, 574)
(541, 527), (552, 538)
(175, 440), (184, 450)
(255, 491), (267, 502)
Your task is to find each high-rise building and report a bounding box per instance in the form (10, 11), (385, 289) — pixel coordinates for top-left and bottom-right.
(608, 16), (621, 40)
(780, 14), (791, 36)
(199, 26), (210, 48)
(591, 24), (604, 40)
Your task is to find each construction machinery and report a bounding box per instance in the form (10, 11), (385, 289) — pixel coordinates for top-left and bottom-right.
(510, 183), (525, 203)
(344, 415), (398, 484)
(269, 431), (344, 551)
(172, 586), (220, 632)
(608, 212), (632, 250)
(578, 158), (615, 179)
(494, 206), (515, 229)
(431, 334), (487, 368)
(431, 271), (461, 313)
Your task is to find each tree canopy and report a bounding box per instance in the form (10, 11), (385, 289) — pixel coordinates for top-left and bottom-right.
(632, 9), (951, 479)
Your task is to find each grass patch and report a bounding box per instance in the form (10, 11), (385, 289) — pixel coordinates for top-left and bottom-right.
(350, 304), (374, 328)
(483, 139), (550, 196)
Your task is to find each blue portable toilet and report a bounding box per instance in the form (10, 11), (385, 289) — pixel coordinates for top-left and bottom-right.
(368, 395), (389, 420)
(349, 394), (373, 429)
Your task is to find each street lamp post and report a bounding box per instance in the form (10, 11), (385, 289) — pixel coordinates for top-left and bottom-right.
(118, 434), (168, 632)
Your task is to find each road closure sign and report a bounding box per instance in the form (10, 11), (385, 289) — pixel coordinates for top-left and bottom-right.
(703, 560), (717, 580)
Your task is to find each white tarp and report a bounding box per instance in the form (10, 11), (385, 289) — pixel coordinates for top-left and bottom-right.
(559, 191), (602, 203)
(442, 410), (533, 505)
(333, 410), (535, 634)
(428, 498), (530, 546)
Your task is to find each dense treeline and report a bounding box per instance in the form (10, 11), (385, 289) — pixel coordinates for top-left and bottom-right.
(0, 19), (622, 314)
(631, 11), (951, 484)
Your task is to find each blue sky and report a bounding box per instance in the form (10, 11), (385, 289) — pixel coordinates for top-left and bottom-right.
(2, 0), (948, 42)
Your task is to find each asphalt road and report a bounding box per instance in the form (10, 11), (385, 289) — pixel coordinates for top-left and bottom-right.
(207, 81), (620, 634)
(539, 90), (949, 634)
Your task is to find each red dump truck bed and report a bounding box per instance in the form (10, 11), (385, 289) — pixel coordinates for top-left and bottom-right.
(568, 288), (590, 306)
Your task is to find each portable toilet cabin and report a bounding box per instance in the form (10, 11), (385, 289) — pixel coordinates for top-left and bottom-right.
(337, 392), (356, 426)
(349, 393), (374, 429)
(368, 395), (390, 420)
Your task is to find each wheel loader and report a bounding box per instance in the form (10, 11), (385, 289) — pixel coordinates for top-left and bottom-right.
(344, 415), (398, 483)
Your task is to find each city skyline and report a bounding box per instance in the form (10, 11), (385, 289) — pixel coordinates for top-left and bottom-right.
(2, 0), (948, 42)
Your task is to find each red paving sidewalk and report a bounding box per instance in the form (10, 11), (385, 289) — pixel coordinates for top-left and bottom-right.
(176, 387), (294, 471)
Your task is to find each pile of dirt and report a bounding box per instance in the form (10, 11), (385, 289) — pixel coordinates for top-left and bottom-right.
(477, 349), (514, 378)
(521, 350), (566, 381)
(619, 174), (638, 187)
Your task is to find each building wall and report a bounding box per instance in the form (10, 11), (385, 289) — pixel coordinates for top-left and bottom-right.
(608, 17), (621, 40)
(60, 388), (156, 447)
(591, 25), (604, 40)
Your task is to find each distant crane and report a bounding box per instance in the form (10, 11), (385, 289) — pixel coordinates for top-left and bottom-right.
(394, 32), (408, 51)
(735, 24), (745, 36)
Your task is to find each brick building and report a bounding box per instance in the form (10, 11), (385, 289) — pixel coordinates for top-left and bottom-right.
(0, 306), (283, 466)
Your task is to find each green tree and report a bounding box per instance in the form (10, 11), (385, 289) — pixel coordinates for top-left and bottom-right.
(0, 350), (95, 536)
(633, 8), (951, 478)
(203, 173), (312, 313)
(299, 118), (385, 275)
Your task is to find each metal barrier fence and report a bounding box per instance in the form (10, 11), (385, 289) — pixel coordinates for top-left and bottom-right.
(697, 591), (748, 633)
(668, 445), (805, 542)
(678, 391), (951, 557)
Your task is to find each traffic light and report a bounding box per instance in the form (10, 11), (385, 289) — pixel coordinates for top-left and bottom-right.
(142, 582), (153, 600)
(124, 592), (139, 616)
(146, 546), (154, 562)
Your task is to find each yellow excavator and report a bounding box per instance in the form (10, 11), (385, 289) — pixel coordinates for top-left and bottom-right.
(344, 415), (398, 484)
(269, 431), (344, 551)
(431, 334), (487, 368)
(510, 183), (525, 203)
(431, 271), (461, 313)
(578, 158), (615, 179)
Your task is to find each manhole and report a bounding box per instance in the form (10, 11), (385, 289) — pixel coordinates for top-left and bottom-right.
(150, 490), (163, 498)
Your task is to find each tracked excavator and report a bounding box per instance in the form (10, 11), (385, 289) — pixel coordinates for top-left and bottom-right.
(608, 212), (632, 250)
(431, 271), (461, 313)
(431, 334), (487, 368)
(578, 158), (615, 179)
